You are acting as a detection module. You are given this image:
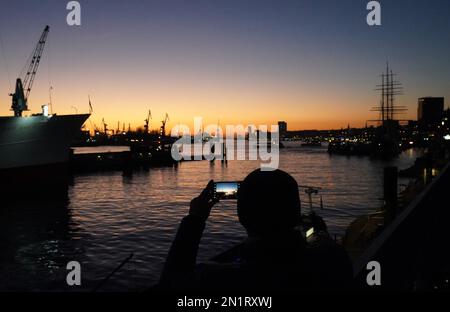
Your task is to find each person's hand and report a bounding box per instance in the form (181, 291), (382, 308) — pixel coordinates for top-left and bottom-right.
(189, 180), (219, 221)
(301, 212), (328, 232)
(308, 213), (328, 232)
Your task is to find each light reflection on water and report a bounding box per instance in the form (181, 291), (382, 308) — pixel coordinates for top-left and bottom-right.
(0, 143), (422, 291)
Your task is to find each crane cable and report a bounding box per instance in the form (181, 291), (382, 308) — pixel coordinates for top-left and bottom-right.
(46, 33), (54, 113)
(0, 30), (12, 91)
(19, 39), (35, 81)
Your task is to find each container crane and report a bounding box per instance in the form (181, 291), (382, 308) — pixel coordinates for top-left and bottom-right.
(10, 25), (50, 117)
(102, 118), (108, 135)
(160, 113), (169, 137)
(144, 109), (152, 134)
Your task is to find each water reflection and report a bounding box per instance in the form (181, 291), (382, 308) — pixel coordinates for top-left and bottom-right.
(0, 198), (78, 291)
(0, 144), (422, 291)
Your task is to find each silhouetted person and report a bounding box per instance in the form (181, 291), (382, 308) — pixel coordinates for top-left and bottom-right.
(159, 169), (353, 291)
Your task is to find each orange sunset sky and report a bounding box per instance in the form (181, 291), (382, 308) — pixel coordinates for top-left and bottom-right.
(1, 1), (449, 132)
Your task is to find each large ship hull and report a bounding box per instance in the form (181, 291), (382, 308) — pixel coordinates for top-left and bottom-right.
(0, 114), (90, 169)
(0, 114), (90, 200)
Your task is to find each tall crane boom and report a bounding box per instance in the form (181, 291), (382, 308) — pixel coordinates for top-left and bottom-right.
(10, 25), (50, 117)
(144, 109), (152, 134)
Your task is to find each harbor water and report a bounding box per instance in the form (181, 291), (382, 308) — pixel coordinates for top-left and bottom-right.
(0, 143), (422, 291)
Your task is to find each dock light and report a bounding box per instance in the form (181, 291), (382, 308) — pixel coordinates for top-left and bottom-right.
(42, 104), (49, 117)
(444, 135), (450, 141)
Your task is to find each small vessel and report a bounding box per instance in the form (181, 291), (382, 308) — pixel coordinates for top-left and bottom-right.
(301, 139), (322, 147)
(0, 26), (89, 199)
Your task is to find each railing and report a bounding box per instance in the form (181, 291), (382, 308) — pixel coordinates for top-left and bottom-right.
(352, 160), (450, 289)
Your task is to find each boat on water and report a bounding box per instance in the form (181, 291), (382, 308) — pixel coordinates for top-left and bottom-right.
(301, 140), (322, 147)
(0, 26), (89, 199)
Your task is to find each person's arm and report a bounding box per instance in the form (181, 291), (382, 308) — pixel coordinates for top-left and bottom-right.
(159, 181), (219, 286)
(159, 214), (205, 283)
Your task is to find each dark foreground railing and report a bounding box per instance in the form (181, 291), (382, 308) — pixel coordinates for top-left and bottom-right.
(353, 161), (450, 290)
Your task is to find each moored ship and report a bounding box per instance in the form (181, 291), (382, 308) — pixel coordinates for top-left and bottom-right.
(0, 114), (89, 171)
(0, 26), (90, 200)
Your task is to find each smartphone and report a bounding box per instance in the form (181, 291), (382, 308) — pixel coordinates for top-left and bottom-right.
(214, 181), (241, 200)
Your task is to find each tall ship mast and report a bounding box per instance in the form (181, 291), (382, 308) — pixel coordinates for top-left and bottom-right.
(368, 64), (407, 157)
(371, 63), (407, 125)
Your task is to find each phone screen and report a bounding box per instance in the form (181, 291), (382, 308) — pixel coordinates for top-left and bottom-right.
(214, 182), (240, 200)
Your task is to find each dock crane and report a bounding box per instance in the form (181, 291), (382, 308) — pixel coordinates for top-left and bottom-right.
(144, 109), (152, 134)
(102, 118), (108, 135)
(10, 25), (50, 117)
(160, 113), (169, 137)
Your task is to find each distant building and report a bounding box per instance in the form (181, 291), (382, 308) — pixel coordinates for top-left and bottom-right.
(418, 97), (444, 127)
(278, 121), (287, 138)
(407, 120), (418, 128)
